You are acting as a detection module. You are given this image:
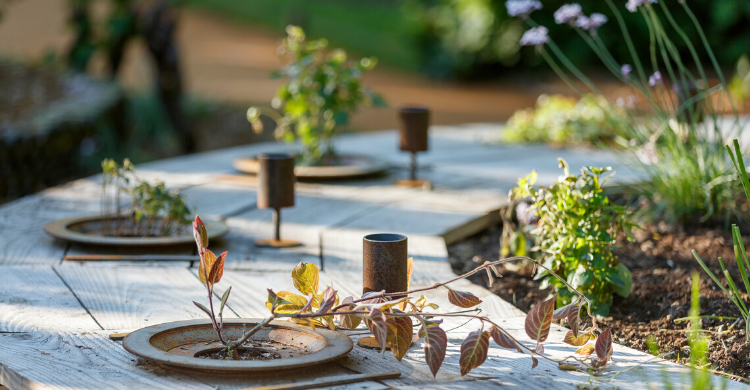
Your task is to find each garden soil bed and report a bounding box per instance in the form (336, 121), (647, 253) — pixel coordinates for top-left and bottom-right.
(449, 223), (750, 380)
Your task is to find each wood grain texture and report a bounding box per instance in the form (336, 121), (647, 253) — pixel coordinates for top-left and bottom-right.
(207, 217), (321, 271)
(180, 182), (257, 219)
(0, 266), (100, 333)
(54, 263), (223, 330)
(0, 331), (213, 390)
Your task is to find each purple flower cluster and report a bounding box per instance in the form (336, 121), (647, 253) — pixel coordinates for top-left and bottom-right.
(519, 26), (549, 47)
(576, 13), (608, 33)
(505, 0), (543, 18)
(649, 71), (663, 86)
(554, 4), (583, 25)
(626, 0), (658, 12)
(621, 64), (633, 80)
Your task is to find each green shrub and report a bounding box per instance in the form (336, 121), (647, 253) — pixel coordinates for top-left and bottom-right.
(502, 94), (624, 146)
(248, 26), (386, 166)
(510, 159), (634, 316)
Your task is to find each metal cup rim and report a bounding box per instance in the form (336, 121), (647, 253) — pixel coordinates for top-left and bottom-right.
(398, 106), (429, 114)
(259, 153), (295, 161)
(363, 233), (407, 243)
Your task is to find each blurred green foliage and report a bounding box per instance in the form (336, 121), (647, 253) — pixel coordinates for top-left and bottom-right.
(248, 26), (386, 166)
(503, 94), (625, 146)
(510, 160), (635, 316)
(187, 0), (749, 79)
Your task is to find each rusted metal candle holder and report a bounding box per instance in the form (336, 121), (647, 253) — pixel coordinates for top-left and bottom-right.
(396, 106), (431, 189)
(255, 153), (301, 248)
(358, 233), (408, 350)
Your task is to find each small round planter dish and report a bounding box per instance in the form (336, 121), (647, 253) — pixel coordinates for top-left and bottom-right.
(233, 154), (389, 180)
(44, 215), (228, 247)
(122, 319), (353, 374)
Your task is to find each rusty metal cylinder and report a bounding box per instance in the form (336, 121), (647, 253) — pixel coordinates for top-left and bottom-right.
(363, 233), (408, 295)
(257, 153), (295, 210)
(398, 106), (429, 152)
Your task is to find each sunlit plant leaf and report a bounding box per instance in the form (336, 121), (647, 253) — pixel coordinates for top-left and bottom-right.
(459, 329), (490, 376)
(490, 326), (522, 352)
(420, 325), (448, 378)
(595, 329), (613, 361)
(337, 296), (362, 330)
(193, 301), (211, 318)
(447, 288), (483, 308)
(317, 286), (337, 314)
(199, 250), (227, 285)
(576, 343), (596, 356)
(563, 331), (594, 346)
(367, 308), (389, 353)
(292, 262), (320, 296)
(220, 287), (231, 314)
(406, 257), (413, 291)
(525, 296), (555, 342)
(531, 356), (539, 368)
(390, 315), (413, 361)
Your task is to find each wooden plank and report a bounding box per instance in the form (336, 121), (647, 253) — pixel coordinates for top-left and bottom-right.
(337, 316), (748, 390)
(0, 331), (213, 390)
(0, 266), (100, 333)
(231, 194), (381, 248)
(210, 217), (321, 271)
(180, 182), (257, 219)
(54, 263), (222, 330)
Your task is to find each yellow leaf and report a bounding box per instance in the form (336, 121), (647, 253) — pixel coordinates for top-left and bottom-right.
(563, 331), (593, 346)
(198, 250), (227, 285)
(266, 291), (308, 314)
(576, 343), (596, 356)
(292, 262), (319, 296)
(406, 257), (413, 291)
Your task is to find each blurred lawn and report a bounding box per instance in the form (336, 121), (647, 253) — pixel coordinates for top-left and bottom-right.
(185, 0), (422, 71)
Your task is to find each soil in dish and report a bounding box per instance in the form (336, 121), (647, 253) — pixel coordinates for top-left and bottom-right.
(448, 222), (750, 380)
(195, 347), (282, 361)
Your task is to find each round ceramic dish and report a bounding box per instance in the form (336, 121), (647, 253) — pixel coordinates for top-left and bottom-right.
(44, 215), (228, 247)
(122, 319), (353, 374)
(232, 154), (390, 180)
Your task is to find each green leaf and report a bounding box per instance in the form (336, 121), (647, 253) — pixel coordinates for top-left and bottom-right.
(193, 301), (212, 318)
(612, 263), (632, 297)
(570, 265), (593, 288)
(220, 287), (232, 314)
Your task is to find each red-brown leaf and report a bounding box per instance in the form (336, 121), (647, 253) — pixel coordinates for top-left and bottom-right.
(459, 330), (490, 376)
(192, 215), (208, 252)
(447, 288), (483, 308)
(525, 296), (555, 342)
(338, 296), (362, 330)
(367, 308), (388, 353)
(531, 356), (539, 368)
(317, 286), (337, 314)
(390, 315), (413, 361)
(422, 325), (448, 378)
(595, 329), (613, 360)
(489, 326), (522, 353)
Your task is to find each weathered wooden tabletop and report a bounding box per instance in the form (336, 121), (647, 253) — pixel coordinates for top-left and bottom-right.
(0, 125), (743, 390)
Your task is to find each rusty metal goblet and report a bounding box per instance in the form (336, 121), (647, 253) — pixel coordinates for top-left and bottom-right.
(358, 233), (409, 349)
(397, 106), (430, 188)
(254, 153), (300, 248)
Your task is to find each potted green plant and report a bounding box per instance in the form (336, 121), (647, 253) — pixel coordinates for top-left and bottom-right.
(237, 25), (389, 180)
(44, 158), (228, 247)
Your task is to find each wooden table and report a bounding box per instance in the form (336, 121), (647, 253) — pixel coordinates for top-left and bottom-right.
(0, 126), (742, 390)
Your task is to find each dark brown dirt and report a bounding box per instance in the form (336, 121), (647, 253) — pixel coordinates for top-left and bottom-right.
(448, 223), (750, 380)
(196, 347), (281, 361)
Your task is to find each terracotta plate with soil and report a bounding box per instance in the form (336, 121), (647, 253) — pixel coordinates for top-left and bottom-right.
(233, 154), (390, 180)
(122, 318), (353, 374)
(44, 215), (228, 247)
